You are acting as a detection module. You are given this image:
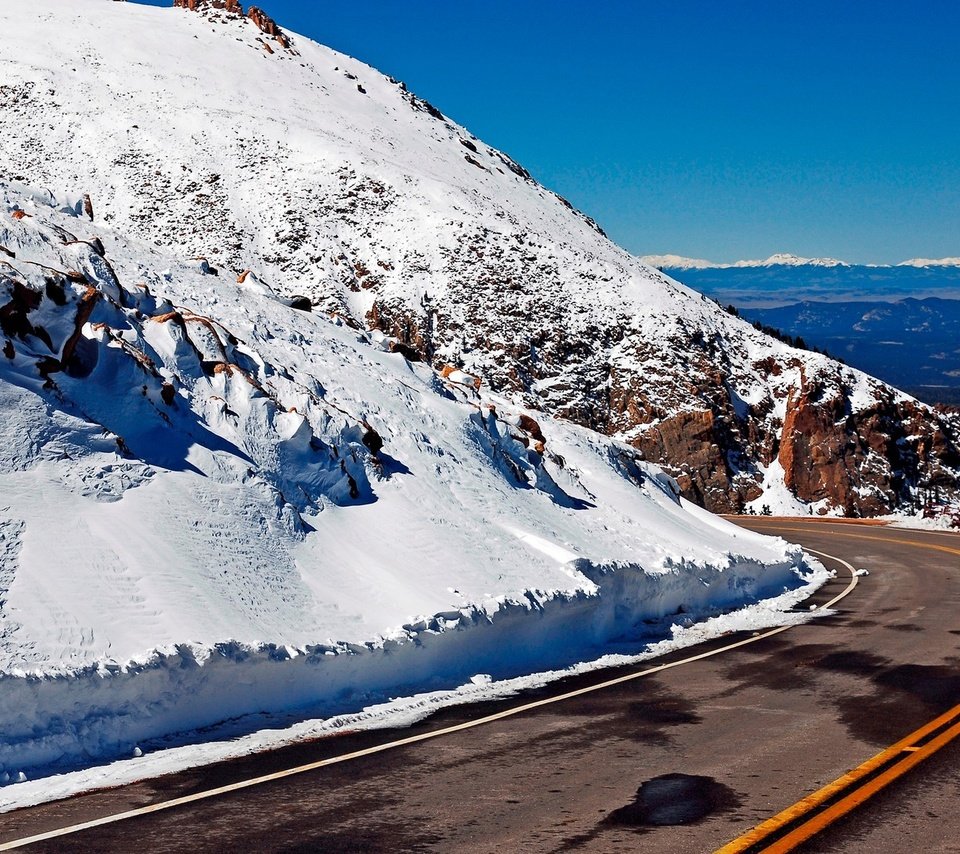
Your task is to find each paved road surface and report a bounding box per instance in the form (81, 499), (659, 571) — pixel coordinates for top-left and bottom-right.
(0, 520), (957, 852)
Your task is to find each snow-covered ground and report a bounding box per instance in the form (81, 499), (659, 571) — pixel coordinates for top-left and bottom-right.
(0, 181), (824, 788)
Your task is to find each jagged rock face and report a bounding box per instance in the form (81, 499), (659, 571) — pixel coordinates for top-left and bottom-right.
(364, 289), (960, 516)
(778, 376), (960, 512)
(172, 0), (292, 49)
(633, 410), (743, 513)
(246, 6), (291, 49)
(2, 0), (959, 517)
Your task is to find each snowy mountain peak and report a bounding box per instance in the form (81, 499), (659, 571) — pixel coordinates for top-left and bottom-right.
(739, 253), (849, 268)
(639, 254), (720, 270)
(897, 257), (960, 268)
(172, 0), (294, 50)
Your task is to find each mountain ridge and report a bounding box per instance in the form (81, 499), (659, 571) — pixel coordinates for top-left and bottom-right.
(1, 0), (958, 518)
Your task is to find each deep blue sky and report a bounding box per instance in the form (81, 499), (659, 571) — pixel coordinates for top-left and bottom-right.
(137, 1), (959, 264)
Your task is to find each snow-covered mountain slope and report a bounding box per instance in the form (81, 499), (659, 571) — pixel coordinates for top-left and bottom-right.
(1, 0), (958, 518)
(0, 181), (822, 780)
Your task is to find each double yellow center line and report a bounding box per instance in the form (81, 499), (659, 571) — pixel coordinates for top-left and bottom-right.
(718, 524), (960, 853)
(718, 700), (960, 853)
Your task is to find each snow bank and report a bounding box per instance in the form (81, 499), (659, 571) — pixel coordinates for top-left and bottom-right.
(0, 551), (814, 779)
(0, 573), (828, 811)
(0, 183), (818, 783)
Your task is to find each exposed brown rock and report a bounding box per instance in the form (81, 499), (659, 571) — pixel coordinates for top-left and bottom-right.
(635, 409), (742, 513)
(0, 279), (43, 341)
(388, 340), (423, 362)
(63, 286), (101, 359)
(151, 310), (185, 325)
(774, 369), (960, 515)
(517, 414), (545, 444)
(172, 0), (293, 50)
(361, 424), (384, 456)
(247, 6), (291, 49)
(173, 0), (242, 12)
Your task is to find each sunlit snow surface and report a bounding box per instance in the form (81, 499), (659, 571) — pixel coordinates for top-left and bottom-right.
(0, 0), (847, 793)
(0, 183), (824, 790)
(0, 581), (827, 812)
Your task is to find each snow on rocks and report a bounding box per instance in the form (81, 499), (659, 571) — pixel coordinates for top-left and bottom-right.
(0, 182), (822, 784)
(0, 0), (956, 518)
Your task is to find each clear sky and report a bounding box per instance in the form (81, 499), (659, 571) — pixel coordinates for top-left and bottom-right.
(136, 1), (959, 264)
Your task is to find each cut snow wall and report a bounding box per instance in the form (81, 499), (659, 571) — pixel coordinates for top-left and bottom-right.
(0, 553), (809, 778)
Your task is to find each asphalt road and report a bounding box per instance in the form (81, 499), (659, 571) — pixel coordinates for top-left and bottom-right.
(0, 520), (958, 853)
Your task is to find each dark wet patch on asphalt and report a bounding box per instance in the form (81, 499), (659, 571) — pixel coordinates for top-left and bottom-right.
(831, 662), (960, 745)
(834, 694), (925, 746)
(876, 664), (960, 709)
(885, 623), (924, 632)
(558, 774), (742, 849)
(617, 691), (703, 743)
(540, 679), (703, 744)
(714, 642), (960, 747)
(716, 643), (833, 697)
(604, 773), (742, 828)
(808, 649), (888, 676)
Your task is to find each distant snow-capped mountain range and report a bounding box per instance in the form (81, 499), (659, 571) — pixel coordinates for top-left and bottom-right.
(642, 253), (960, 270)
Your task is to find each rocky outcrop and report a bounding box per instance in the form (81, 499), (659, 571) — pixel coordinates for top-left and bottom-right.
(635, 410), (746, 514)
(172, 0), (292, 50)
(173, 0), (242, 12)
(246, 7), (291, 49)
(777, 372), (960, 514)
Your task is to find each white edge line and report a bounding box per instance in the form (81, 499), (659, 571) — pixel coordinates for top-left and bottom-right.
(0, 549), (858, 851)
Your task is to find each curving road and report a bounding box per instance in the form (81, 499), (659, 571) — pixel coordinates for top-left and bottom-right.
(0, 520), (958, 853)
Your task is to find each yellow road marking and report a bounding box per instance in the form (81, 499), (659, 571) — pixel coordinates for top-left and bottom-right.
(0, 551), (859, 850)
(717, 704), (960, 854)
(717, 524), (960, 853)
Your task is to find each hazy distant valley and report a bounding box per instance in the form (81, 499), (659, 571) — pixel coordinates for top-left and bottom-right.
(659, 263), (960, 406)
